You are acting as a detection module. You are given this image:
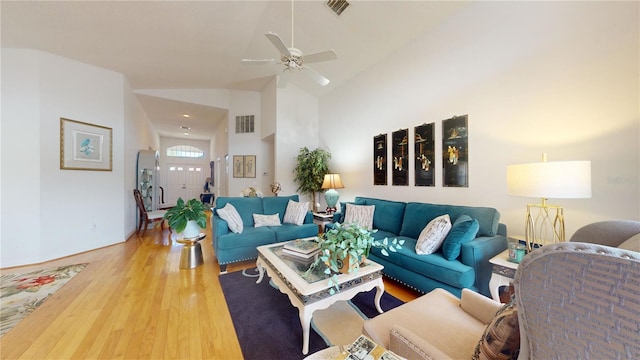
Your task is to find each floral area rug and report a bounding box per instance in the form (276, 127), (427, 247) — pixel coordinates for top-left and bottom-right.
(0, 263), (87, 336)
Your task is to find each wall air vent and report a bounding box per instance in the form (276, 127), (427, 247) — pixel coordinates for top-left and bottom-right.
(326, 0), (349, 16)
(235, 115), (255, 134)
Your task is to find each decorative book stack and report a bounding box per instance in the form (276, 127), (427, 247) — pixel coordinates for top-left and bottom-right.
(282, 238), (320, 259)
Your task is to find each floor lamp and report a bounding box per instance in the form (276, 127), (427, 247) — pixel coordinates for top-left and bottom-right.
(507, 154), (591, 252)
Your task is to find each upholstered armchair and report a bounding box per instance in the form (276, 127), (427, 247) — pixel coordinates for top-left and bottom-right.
(568, 219), (639, 248)
(515, 242), (640, 359)
(362, 242), (640, 359)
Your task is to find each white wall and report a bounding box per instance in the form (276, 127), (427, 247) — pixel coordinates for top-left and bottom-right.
(1, 49), (159, 267)
(319, 1), (639, 238)
(275, 84), (321, 204)
(124, 81), (160, 238)
(1, 49), (42, 266)
(227, 90), (262, 196)
(1, 49), (139, 267)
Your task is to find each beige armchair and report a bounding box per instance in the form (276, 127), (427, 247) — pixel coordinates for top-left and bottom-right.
(569, 219), (639, 248)
(363, 287), (502, 359)
(362, 242), (640, 359)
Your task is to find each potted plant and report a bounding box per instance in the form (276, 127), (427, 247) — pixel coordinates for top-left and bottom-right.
(310, 223), (404, 294)
(163, 197), (208, 239)
(293, 147), (331, 212)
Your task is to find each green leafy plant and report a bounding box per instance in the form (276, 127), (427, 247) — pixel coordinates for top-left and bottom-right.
(163, 198), (207, 233)
(310, 223), (404, 294)
(293, 147), (331, 211)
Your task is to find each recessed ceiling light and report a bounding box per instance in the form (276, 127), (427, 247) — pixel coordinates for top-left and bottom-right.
(183, 132), (189, 136)
(182, 114), (190, 118)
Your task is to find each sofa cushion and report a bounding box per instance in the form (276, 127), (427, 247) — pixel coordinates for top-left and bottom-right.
(217, 203), (244, 233)
(472, 296), (520, 360)
(216, 227), (276, 250)
(253, 213), (281, 227)
(370, 238), (475, 289)
(442, 215), (480, 260)
(401, 203), (499, 238)
(272, 223), (319, 242)
(343, 203), (375, 230)
(263, 195), (299, 223)
(283, 200), (309, 225)
(216, 197), (263, 227)
(356, 197), (406, 235)
(415, 214), (452, 255)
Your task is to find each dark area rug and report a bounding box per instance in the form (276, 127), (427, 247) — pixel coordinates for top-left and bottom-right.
(219, 268), (404, 360)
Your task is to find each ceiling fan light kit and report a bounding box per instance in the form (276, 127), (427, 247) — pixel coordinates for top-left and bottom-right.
(241, 1), (338, 87)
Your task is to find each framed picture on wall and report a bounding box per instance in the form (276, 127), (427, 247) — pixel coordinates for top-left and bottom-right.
(60, 117), (113, 171)
(233, 155), (244, 178)
(392, 128), (409, 186)
(442, 115), (469, 187)
(373, 133), (387, 185)
(244, 155), (256, 178)
(414, 123), (435, 186)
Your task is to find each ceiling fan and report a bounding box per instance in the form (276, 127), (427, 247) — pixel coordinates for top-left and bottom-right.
(241, 1), (337, 88)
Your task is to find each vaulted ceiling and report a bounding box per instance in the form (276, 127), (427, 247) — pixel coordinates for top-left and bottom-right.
(2, 1), (470, 139)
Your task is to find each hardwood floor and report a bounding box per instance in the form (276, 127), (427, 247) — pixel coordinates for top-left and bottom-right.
(0, 214), (419, 359)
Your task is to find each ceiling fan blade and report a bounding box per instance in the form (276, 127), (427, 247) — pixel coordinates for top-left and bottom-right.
(265, 32), (291, 56)
(241, 59), (277, 65)
(302, 66), (330, 86)
(303, 49), (337, 64)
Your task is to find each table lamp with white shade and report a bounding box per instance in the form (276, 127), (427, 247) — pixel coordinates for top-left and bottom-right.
(507, 154), (591, 251)
(321, 174), (344, 214)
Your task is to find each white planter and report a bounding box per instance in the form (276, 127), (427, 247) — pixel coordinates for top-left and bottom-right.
(182, 220), (201, 239)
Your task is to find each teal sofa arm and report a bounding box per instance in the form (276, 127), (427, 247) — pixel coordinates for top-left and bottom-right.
(460, 224), (508, 297)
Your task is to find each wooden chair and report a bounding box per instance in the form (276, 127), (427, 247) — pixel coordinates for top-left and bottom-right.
(133, 189), (168, 237)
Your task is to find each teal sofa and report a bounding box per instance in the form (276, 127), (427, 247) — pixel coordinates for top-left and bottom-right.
(212, 195), (318, 272)
(330, 197), (507, 297)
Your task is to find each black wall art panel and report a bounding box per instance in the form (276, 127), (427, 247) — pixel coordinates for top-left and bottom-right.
(373, 134), (387, 185)
(392, 128), (409, 186)
(442, 115), (469, 187)
(414, 123), (435, 186)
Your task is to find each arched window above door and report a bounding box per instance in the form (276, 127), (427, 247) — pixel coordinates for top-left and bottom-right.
(166, 145), (204, 158)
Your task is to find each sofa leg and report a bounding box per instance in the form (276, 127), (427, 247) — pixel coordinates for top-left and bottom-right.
(219, 264), (228, 274)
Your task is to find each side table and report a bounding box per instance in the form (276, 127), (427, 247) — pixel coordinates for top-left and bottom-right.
(173, 233), (206, 269)
(488, 249), (519, 302)
(313, 212), (334, 234)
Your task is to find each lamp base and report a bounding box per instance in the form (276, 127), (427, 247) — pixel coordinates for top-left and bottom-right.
(324, 188), (340, 215)
(525, 203), (565, 252)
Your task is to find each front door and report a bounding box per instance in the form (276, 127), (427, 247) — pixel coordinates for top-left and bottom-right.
(166, 163), (206, 205)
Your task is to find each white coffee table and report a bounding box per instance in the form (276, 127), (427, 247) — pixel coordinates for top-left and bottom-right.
(256, 239), (385, 355)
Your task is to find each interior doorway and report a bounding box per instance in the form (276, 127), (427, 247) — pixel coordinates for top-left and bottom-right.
(166, 163), (207, 205)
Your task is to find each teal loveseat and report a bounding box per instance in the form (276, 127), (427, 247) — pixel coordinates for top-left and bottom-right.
(330, 197), (508, 297)
(212, 195), (318, 272)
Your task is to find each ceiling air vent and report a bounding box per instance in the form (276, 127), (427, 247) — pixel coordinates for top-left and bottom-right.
(236, 115), (255, 134)
(326, 0), (349, 16)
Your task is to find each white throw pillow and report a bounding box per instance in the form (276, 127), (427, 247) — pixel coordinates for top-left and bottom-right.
(343, 203), (375, 230)
(415, 214), (452, 255)
(283, 200), (309, 225)
(253, 213), (281, 228)
(217, 203), (244, 233)
(618, 233), (640, 252)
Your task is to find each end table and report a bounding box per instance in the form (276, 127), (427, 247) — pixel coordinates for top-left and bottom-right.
(488, 249), (519, 302)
